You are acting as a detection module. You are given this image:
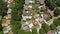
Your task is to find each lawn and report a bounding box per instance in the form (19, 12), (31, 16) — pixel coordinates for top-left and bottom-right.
(46, 17), (51, 21)
(0, 16), (2, 20)
(43, 11), (48, 14)
(27, 19), (34, 23)
(3, 27), (7, 31)
(2, 19), (6, 23)
(32, 3), (40, 7)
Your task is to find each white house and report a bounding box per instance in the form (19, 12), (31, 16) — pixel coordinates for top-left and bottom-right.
(28, 5), (32, 8)
(7, 8), (12, 14)
(28, 23), (34, 28)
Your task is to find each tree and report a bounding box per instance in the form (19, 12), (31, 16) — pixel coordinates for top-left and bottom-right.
(39, 28), (45, 34)
(50, 24), (56, 30)
(0, 0), (7, 34)
(49, 3), (56, 10)
(10, 20), (21, 34)
(53, 17), (60, 26)
(0, 31), (3, 34)
(45, 0), (56, 10)
(56, 0), (60, 7)
(32, 28), (38, 34)
(11, 0), (25, 34)
(54, 8), (60, 16)
(0, 0), (7, 16)
(42, 23), (50, 33)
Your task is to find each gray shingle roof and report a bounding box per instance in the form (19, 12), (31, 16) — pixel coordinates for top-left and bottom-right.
(7, 8), (12, 13)
(56, 25), (60, 31)
(39, 18), (44, 22)
(25, 0), (29, 5)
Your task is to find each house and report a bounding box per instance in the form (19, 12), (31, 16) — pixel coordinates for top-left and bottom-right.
(28, 16), (32, 19)
(40, 4), (46, 10)
(22, 23), (29, 30)
(6, 25), (11, 31)
(24, 5), (28, 10)
(37, 0), (46, 10)
(4, 31), (8, 34)
(25, 10), (29, 14)
(28, 23), (33, 28)
(25, 0), (29, 5)
(39, 18), (44, 22)
(8, 30), (13, 34)
(40, 0), (45, 5)
(34, 19), (39, 25)
(35, 14), (39, 18)
(23, 10), (29, 15)
(22, 22), (33, 30)
(38, 6), (43, 9)
(7, 3), (13, 8)
(25, 21), (29, 25)
(23, 10), (27, 16)
(22, 15), (28, 21)
(28, 5), (32, 8)
(37, 0), (45, 5)
(43, 14), (49, 19)
(48, 9), (54, 17)
(7, 0), (14, 8)
(8, 0), (13, 3)
(7, 14), (11, 19)
(4, 0), (8, 2)
(47, 19), (53, 25)
(29, 0), (35, 3)
(54, 31), (58, 34)
(7, 8), (12, 14)
(56, 25), (60, 32)
(3, 24), (11, 34)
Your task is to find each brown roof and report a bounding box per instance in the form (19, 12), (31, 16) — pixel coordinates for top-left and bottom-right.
(34, 19), (39, 25)
(7, 14), (11, 19)
(48, 9), (54, 17)
(43, 14), (49, 19)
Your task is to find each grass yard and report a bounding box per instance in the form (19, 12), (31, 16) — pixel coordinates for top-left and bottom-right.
(2, 19), (6, 23)
(3, 27), (7, 31)
(46, 17), (51, 21)
(0, 16), (2, 20)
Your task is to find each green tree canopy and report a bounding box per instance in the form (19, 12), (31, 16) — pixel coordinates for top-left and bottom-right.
(54, 8), (60, 16)
(11, 0), (25, 34)
(42, 23), (50, 33)
(53, 17), (60, 26)
(0, 0), (7, 16)
(39, 28), (45, 34)
(56, 0), (60, 7)
(32, 28), (38, 34)
(45, 0), (56, 10)
(50, 24), (56, 30)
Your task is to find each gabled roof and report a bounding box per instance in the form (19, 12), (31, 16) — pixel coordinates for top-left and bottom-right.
(56, 25), (60, 31)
